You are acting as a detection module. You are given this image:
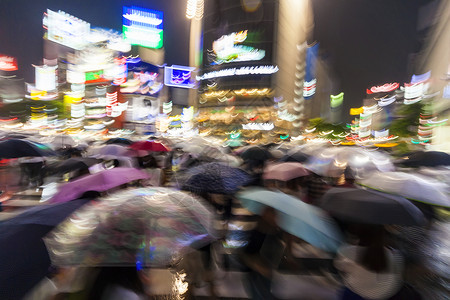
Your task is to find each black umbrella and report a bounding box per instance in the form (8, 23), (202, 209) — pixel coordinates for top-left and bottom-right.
(0, 139), (55, 158)
(180, 162), (252, 194)
(279, 151), (311, 163)
(105, 137), (133, 145)
(397, 151), (450, 167)
(54, 157), (101, 174)
(0, 199), (91, 299)
(318, 188), (426, 226)
(240, 146), (272, 161)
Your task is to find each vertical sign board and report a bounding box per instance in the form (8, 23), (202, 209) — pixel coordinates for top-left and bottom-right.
(35, 65), (57, 91)
(122, 6), (163, 49)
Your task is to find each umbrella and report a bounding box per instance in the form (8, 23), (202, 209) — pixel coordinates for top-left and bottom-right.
(105, 137), (133, 145)
(0, 138), (56, 158)
(0, 199), (90, 299)
(318, 188), (426, 225)
(263, 162), (310, 181)
(396, 151), (450, 167)
(358, 172), (450, 208)
(240, 146), (272, 161)
(53, 157), (102, 175)
(44, 188), (216, 267)
(304, 147), (394, 178)
(236, 187), (343, 253)
(50, 135), (76, 149)
(279, 151), (311, 163)
(180, 162), (252, 194)
(88, 144), (135, 159)
(130, 140), (171, 152)
(49, 167), (150, 204)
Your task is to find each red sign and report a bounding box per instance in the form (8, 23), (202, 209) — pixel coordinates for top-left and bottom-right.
(366, 82), (399, 94)
(0, 55), (18, 71)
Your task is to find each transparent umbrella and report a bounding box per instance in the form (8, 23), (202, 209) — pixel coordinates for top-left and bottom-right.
(45, 188), (216, 267)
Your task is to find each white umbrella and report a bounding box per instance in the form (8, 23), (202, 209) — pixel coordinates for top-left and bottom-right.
(358, 171), (450, 208)
(50, 135), (76, 149)
(304, 147), (394, 178)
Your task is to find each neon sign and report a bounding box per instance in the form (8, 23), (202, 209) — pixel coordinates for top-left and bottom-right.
(366, 83), (399, 94)
(123, 7), (163, 49)
(210, 30), (265, 65)
(164, 65), (196, 88)
(0, 55), (18, 71)
(197, 65), (278, 80)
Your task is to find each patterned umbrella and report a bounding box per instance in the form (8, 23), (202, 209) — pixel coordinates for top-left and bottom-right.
(44, 188), (216, 267)
(180, 162), (252, 194)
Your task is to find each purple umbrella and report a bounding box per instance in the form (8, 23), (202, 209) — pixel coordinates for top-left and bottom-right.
(49, 168), (150, 204)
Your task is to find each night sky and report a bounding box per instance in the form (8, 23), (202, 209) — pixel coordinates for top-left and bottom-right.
(0, 0), (437, 115)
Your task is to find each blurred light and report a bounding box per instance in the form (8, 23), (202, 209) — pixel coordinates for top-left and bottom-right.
(242, 123), (274, 130)
(0, 54), (18, 71)
(197, 65), (279, 80)
(186, 0), (204, 20)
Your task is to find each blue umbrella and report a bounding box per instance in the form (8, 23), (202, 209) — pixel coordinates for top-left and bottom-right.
(236, 187), (343, 253)
(181, 162), (252, 194)
(0, 199), (91, 299)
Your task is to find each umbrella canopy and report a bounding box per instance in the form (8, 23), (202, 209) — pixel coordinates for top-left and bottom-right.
(240, 146), (272, 161)
(131, 140), (170, 152)
(49, 167), (150, 204)
(0, 199), (90, 299)
(88, 144), (131, 158)
(45, 188), (215, 267)
(105, 137), (133, 145)
(50, 135), (76, 149)
(263, 162), (310, 181)
(279, 150), (311, 163)
(53, 157), (102, 174)
(0, 138), (56, 158)
(180, 162), (252, 194)
(318, 188), (426, 226)
(304, 147), (394, 178)
(358, 172), (450, 208)
(236, 187), (343, 253)
(396, 151), (450, 167)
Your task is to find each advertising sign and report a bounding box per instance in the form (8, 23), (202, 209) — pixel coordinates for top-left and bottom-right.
(45, 9), (90, 50)
(122, 6), (163, 49)
(164, 65), (196, 88)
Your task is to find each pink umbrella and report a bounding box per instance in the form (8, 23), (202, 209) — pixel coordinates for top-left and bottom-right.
(263, 162), (310, 181)
(130, 140), (171, 152)
(49, 168), (150, 204)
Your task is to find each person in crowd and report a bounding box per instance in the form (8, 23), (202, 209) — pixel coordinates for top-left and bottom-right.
(337, 166), (356, 188)
(334, 225), (405, 300)
(139, 154), (165, 187)
(18, 156), (45, 188)
(303, 172), (330, 204)
(239, 207), (285, 300)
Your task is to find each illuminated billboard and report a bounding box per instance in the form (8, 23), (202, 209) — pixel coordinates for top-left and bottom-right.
(122, 6), (163, 49)
(210, 30), (265, 65)
(44, 10), (90, 50)
(164, 65), (196, 88)
(0, 55), (18, 71)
